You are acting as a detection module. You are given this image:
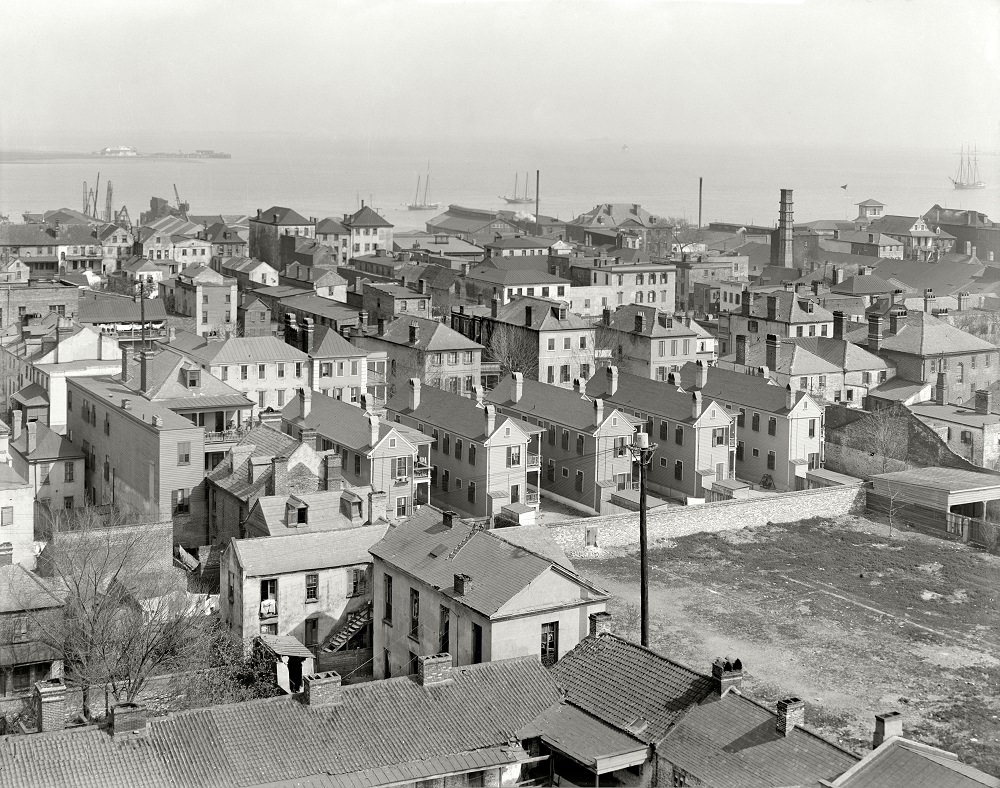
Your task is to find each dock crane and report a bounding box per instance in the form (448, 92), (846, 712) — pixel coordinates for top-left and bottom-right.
(173, 183), (188, 219)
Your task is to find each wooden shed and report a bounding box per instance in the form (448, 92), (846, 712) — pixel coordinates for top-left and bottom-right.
(871, 466), (1000, 519)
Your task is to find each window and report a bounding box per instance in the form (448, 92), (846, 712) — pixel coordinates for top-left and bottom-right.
(442, 470), (449, 492)
(240, 365), (248, 380)
(767, 451), (776, 470)
(443, 434), (450, 454)
(541, 621), (559, 666)
(751, 412), (760, 432)
(304, 618), (318, 649)
(737, 408), (745, 427)
(800, 377), (808, 390)
(675, 425), (684, 445)
(560, 365), (570, 383)
(547, 366), (555, 384)
(277, 363), (285, 379)
(354, 453), (361, 475)
(808, 419), (816, 438)
(468, 445), (476, 464)
(221, 366), (229, 381)
(673, 460), (683, 484)
(350, 567), (367, 596)
(448, 352), (458, 365)
(409, 588), (420, 639)
(439, 606), (450, 653)
(177, 442), (191, 466)
(561, 429), (569, 450)
(767, 417), (776, 436)
(396, 496), (408, 517)
(295, 362), (303, 378)
(575, 470), (584, 491)
(736, 441), (744, 460)
(172, 489), (190, 514)
(258, 391), (265, 408)
(472, 623), (483, 663)
(455, 438), (463, 459)
(580, 363), (590, 380)
(64, 462), (74, 483)
(712, 428), (726, 446)
(563, 337), (571, 350)
(305, 573), (318, 601)
(507, 446), (521, 467)
(63, 496), (74, 510)
(383, 574), (393, 623)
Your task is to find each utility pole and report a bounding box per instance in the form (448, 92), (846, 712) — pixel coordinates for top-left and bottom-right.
(629, 431), (657, 646)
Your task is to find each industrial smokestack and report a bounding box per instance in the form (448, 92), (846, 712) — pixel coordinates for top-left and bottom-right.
(772, 189), (795, 268)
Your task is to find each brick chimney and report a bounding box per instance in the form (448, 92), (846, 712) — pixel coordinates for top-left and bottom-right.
(298, 387), (311, 420)
(776, 697), (805, 736)
(417, 653), (453, 686)
(491, 296), (500, 318)
(923, 288), (936, 313)
(322, 453), (344, 491)
(766, 295), (778, 322)
(302, 317), (315, 352)
(303, 671), (342, 707)
(484, 403), (496, 436)
(872, 710), (903, 749)
(33, 678), (67, 732)
(935, 372), (947, 405)
(367, 490), (387, 523)
(606, 365), (619, 395)
(691, 390), (702, 420)
(711, 657), (743, 695)
(594, 397), (604, 425)
(786, 384), (796, 411)
(442, 510), (456, 528)
(589, 611), (613, 637)
(868, 314), (884, 353)
(524, 305), (533, 326)
(735, 335), (747, 366)
(408, 378), (421, 411)
(269, 456), (289, 496)
(408, 322), (420, 344)
(696, 360), (708, 389)
(975, 389), (993, 415)
(765, 334), (779, 372)
(511, 372), (523, 403)
(140, 352), (149, 393)
(230, 444), (255, 474)
(26, 421), (37, 454)
(833, 310), (847, 341)
(299, 427), (318, 450)
(602, 307), (611, 326)
(454, 573), (472, 594)
(888, 308), (906, 335)
(958, 292), (970, 311)
(111, 702), (148, 736)
(284, 313), (298, 346)
(121, 346), (133, 384)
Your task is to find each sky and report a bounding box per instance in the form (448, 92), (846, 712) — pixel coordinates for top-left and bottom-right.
(1, 0), (999, 151)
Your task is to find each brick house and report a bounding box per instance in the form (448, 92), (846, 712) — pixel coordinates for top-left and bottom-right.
(719, 290), (836, 356)
(248, 206), (315, 267)
(370, 509), (609, 678)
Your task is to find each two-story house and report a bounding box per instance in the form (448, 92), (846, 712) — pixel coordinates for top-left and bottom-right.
(0, 426), (35, 569)
(587, 366), (736, 503)
(718, 290), (835, 357)
(302, 325), (369, 404)
(167, 264), (238, 337)
(675, 362), (824, 491)
(485, 373), (639, 513)
(385, 380), (543, 519)
(7, 416), (85, 511)
(248, 206), (316, 267)
(361, 282), (432, 325)
(282, 389), (433, 518)
(370, 509), (609, 678)
(218, 257), (279, 290)
(596, 304), (714, 380)
(220, 525), (388, 674)
(0, 564), (64, 706)
(200, 223), (248, 262)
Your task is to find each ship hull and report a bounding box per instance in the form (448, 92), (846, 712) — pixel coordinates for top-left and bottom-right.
(407, 204), (440, 211)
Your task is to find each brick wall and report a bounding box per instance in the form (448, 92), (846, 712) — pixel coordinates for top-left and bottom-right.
(544, 483), (866, 553)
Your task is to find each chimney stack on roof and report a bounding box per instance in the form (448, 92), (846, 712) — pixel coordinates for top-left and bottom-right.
(111, 702), (148, 737)
(269, 456), (289, 496)
(696, 359), (708, 390)
(766, 295), (778, 322)
(935, 371), (948, 405)
(367, 413), (379, 448)
(511, 372), (523, 404)
(691, 390), (703, 420)
(408, 378), (421, 411)
(634, 312), (645, 333)
(33, 678), (67, 733)
(12, 410), (22, 441)
(833, 310), (847, 341)
(593, 397), (604, 426)
(872, 711), (904, 749)
(322, 453), (344, 491)
(957, 292), (971, 311)
(121, 346), (133, 384)
(888, 307), (906, 336)
(868, 314), (884, 353)
(484, 403), (497, 436)
(417, 653), (453, 687)
(606, 365), (619, 396)
(765, 334), (779, 372)
(299, 387), (312, 420)
(711, 657), (743, 696)
(776, 697), (805, 737)
(588, 611), (613, 638)
(490, 295), (500, 319)
(367, 490), (387, 524)
(408, 322), (420, 345)
(303, 671), (342, 707)
(524, 305), (533, 326)
(26, 421), (37, 454)
(786, 384), (796, 411)
(454, 573), (472, 595)
(975, 389), (993, 415)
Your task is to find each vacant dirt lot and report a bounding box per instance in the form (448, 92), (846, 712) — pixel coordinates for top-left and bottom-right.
(574, 514), (1000, 775)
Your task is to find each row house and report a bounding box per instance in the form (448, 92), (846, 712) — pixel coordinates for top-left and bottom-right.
(718, 290), (836, 356)
(1, 318), (121, 432)
(7, 415), (85, 512)
(165, 264), (238, 337)
(221, 525), (388, 673)
(218, 256), (279, 290)
(676, 362), (825, 492)
(554, 258), (677, 317)
(351, 315), (483, 400)
(199, 223), (248, 262)
(673, 254), (749, 313)
(452, 297), (595, 389)
(165, 331), (310, 418)
(361, 281), (432, 324)
(587, 366), (735, 503)
(486, 373), (638, 514)
(460, 266), (570, 307)
(282, 389), (433, 518)
(597, 304), (715, 381)
(248, 206), (316, 268)
(370, 510), (609, 678)
(281, 314), (372, 403)
(385, 380), (543, 519)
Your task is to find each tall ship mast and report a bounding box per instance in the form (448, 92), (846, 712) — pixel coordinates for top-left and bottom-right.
(407, 163), (440, 211)
(501, 172), (535, 204)
(950, 144), (986, 190)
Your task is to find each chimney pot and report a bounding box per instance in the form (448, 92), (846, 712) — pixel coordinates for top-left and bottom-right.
(711, 656), (743, 695)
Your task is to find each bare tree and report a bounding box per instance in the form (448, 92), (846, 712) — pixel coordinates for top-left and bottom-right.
(485, 323), (539, 379)
(859, 404), (908, 475)
(24, 505), (209, 716)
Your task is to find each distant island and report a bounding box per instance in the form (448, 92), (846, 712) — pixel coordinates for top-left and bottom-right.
(93, 146), (231, 159)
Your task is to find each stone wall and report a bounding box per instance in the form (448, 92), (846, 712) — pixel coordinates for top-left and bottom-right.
(545, 483), (866, 553)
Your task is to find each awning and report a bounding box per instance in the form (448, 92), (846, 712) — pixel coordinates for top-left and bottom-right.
(257, 634), (314, 659)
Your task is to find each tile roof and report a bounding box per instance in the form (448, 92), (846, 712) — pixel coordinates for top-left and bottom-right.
(488, 374), (640, 431)
(253, 206), (313, 226)
(0, 222), (105, 247)
(832, 737), (1000, 787)
(790, 337), (891, 371)
(376, 316), (483, 352)
(659, 692), (858, 787)
(251, 485), (381, 537)
(231, 524), (389, 576)
(0, 656), (560, 788)
(370, 516), (606, 618)
(344, 205), (392, 229)
(551, 633), (716, 743)
(479, 254), (552, 273)
(77, 292), (169, 324)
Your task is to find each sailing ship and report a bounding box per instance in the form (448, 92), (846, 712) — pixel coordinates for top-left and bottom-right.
(501, 172), (534, 204)
(407, 166), (439, 211)
(950, 145), (986, 190)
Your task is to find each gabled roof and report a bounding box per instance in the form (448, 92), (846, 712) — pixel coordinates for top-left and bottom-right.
(490, 296), (591, 331)
(831, 736), (1000, 787)
(252, 206), (312, 226)
(601, 304), (700, 339)
(831, 273), (897, 295)
(231, 524), (389, 576)
(370, 515), (605, 618)
(871, 310), (996, 356)
(872, 256), (985, 296)
(311, 325), (366, 358)
(206, 424), (304, 499)
(586, 368), (730, 425)
(165, 331), (309, 364)
(550, 633), (715, 743)
(250, 488), (380, 536)
(677, 362), (810, 414)
(122, 347), (252, 406)
(11, 382), (50, 406)
(568, 203), (665, 229)
(376, 316), (483, 352)
(464, 266), (568, 286)
(343, 205), (392, 229)
(221, 256), (273, 274)
(0, 564), (63, 613)
(488, 374), (640, 431)
(856, 198), (885, 207)
(282, 392), (431, 453)
(659, 690), (858, 787)
(743, 290), (835, 323)
(0, 656), (560, 788)
(316, 217), (348, 235)
(77, 292), (168, 324)
(9, 420), (83, 461)
(200, 223), (246, 243)
(790, 336), (891, 371)
(721, 337), (840, 378)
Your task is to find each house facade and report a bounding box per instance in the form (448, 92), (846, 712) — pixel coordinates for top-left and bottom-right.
(248, 206), (316, 267)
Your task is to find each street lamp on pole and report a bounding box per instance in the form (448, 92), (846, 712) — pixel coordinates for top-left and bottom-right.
(629, 430), (657, 646)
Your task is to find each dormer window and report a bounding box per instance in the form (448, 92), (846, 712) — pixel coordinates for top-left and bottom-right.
(186, 370), (201, 388)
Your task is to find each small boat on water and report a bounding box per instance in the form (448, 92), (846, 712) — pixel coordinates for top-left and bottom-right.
(407, 167), (439, 211)
(501, 172), (534, 204)
(950, 144), (986, 190)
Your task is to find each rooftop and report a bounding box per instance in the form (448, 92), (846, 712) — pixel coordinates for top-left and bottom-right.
(252, 206), (312, 226)
(165, 331), (309, 365)
(283, 391), (431, 452)
(231, 524), (389, 576)
(373, 315), (483, 352)
(488, 373), (641, 430)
